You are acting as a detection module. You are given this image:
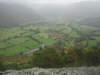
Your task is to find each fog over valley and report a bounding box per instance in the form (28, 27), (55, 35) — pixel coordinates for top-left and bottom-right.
(0, 0), (100, 26)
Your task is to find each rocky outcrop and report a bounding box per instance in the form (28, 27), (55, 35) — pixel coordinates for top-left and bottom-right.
(1, 67), (100, 75)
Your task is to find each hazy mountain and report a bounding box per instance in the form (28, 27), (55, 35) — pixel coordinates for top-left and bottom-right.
(0, 0), (100, 26)
(72, 0), (100, 26)
(0, 2), (37, 26)
(35, 0), (100, 26)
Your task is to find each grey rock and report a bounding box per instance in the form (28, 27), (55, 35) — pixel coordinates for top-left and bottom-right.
(1, 67), (100, 75)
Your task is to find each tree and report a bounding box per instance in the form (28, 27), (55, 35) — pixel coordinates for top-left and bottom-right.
(86, 47), (100, 66)
(0, 56), (5, 71)
(63, 46), (86, 66)
(32, 48), (63, 68)
(54, 40), (65, 56)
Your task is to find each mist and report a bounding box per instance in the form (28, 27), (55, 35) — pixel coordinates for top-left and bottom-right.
(0, 0), (100, 26)
(0, 0), (89, 4)
(0, 0), (97, 12)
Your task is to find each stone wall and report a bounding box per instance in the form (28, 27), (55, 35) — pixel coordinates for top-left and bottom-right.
(1, 67), (100, 75)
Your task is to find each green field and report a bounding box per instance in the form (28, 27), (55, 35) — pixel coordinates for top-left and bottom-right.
(0, 18), (100, 55)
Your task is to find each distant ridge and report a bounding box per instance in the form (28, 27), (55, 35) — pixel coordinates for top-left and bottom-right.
(0, 2), (37, 26)
(35, 0), (100, 26)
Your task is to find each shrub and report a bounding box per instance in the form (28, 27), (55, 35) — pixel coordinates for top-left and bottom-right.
(0, 56), (6, 71)
(86, 47), (100, 66)
(32, 48), (63, 68)
(63, 46), (86, 66)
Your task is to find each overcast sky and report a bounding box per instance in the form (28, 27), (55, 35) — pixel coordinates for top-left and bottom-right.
(0, 0), (92, 4)
(0, 0), (97, 7)
(27, 0), (87, 4)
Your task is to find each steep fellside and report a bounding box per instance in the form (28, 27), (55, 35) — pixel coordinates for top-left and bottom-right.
(0, 3), (37, 27)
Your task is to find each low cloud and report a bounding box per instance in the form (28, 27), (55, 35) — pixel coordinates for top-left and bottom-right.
(0, 0), (88, 4)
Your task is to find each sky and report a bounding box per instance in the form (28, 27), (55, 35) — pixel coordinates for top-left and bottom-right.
(0, 0), (90, 4)
(28, 0), (87, 4)
(0, 0), (97, 8)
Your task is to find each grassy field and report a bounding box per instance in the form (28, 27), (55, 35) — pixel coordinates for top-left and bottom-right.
(0, 18), (100, 56)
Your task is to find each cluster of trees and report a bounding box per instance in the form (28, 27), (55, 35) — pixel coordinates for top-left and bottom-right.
(0, 45), (100, 70)
(32, 48), (63, 68)
(0, 56), (6, 71)
(32, 45), (100, 68)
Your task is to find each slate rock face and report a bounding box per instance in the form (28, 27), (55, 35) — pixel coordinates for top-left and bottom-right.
(1, 67), (100, 75)
(39, 72), (52, 75)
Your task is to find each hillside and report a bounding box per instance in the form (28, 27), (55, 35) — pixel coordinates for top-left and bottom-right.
(0, 2), (37, 26)
(72, 0), (100, 26)
(0, 0), (100, 26)
(35, 0), (100, 26)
